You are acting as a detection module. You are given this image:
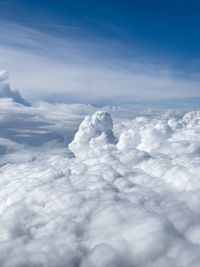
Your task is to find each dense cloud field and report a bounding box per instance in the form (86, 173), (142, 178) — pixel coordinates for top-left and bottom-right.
(1, 99), (200, 267)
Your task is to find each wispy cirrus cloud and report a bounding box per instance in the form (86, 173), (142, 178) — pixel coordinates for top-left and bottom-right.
(0, 21), (200, 105)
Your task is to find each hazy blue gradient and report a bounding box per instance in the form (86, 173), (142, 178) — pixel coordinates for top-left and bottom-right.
(0, 0), (200, 106)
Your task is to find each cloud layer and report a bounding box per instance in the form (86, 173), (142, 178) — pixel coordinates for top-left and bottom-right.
(1, 101), (200, 266)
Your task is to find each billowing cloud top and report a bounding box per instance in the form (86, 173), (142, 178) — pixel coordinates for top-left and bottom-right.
(69, 110), (116, 159)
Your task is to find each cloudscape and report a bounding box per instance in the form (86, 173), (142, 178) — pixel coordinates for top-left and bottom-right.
(0, 1), (200, 266)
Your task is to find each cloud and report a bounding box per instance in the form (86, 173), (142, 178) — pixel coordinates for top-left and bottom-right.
(0, 99), (98, 165)
(1, 101), (200, 266)
(69, 110), (116, 159)
(0, 70), (31, 106)
(0, 21), (200, 104)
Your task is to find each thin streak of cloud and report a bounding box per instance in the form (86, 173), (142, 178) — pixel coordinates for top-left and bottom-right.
(22, 23), (80, 30)
(0, 21), (200, 104)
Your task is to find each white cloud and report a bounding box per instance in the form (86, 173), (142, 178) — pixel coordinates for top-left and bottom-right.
(0, 99), (97, 165)
(1, 101), (200, 266)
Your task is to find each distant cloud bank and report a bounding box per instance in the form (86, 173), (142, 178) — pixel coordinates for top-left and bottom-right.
(0, 70), (31, 106)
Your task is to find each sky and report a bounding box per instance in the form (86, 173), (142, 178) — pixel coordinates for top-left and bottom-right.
(0, 0), (200, 105)
(2, 2), (200, 264)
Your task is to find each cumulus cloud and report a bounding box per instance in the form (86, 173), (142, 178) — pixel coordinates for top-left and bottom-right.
(69, 111), (116, 159)
(0, 97), (167, 166)
(0, 99), (98, 165)
(0, 70), (30, 106)
(1, 102), (200, 266)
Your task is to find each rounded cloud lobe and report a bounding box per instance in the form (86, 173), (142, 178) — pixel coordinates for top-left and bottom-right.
(1, 108), (200, 266)
(69, 110), (116, 159)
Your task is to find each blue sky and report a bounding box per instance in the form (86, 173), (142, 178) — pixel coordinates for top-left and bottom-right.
(0, 0), (200, 105)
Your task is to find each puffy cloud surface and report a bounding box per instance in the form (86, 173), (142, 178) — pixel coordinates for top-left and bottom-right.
(0, 100), (200, 266)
